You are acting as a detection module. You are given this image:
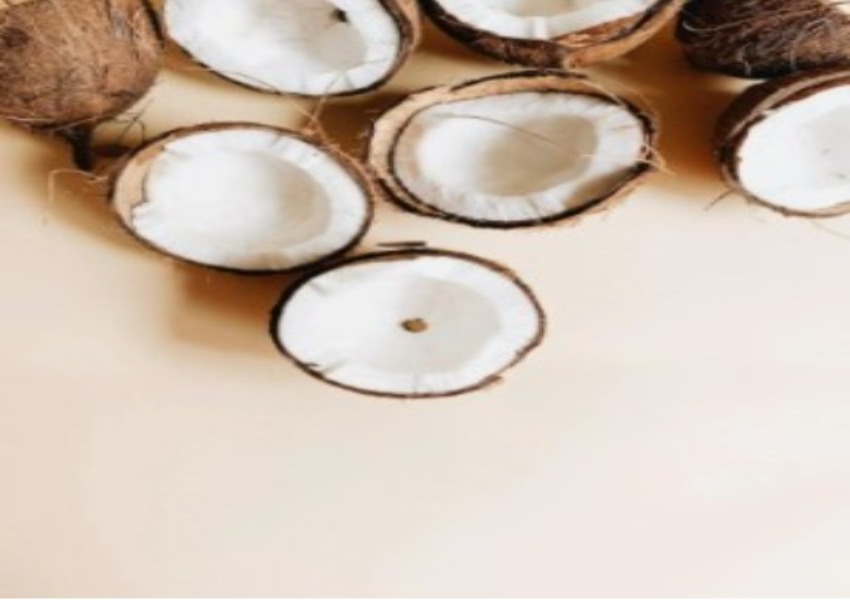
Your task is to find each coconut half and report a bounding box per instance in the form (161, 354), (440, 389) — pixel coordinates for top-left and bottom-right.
(111, 123), (375, 273)
(164, 0), (420, 96)
(716, 69), (850, 217)
(678, 0), (850, 79)
(0, 0), (161, 135)
(271, 249), (545, 398)
(369, 71), (657, 228)
(422, 0), (684, 68)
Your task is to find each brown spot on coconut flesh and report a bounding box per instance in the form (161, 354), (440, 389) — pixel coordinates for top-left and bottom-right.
(401, 318), (429, 333)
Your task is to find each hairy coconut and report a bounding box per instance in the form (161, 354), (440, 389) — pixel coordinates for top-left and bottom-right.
(422, 0), (684, 69)
(368, 70), (657, 228)
(0, 0), (162, 142)
(111, 123), (376, 273)
(164, 0), (421, 97)
(716, 68), (850, 216)
(678, 0), (850, 79)
(271, 248), (546, 398)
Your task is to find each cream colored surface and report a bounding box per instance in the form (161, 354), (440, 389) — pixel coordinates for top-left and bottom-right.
(2, 22), (850, 597)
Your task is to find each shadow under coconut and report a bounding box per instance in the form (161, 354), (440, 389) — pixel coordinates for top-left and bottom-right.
(593, 26), (748, 202)
(170, 264), (299, 357)
(21, 133), (142, 253)
(317, 89), (410, 157)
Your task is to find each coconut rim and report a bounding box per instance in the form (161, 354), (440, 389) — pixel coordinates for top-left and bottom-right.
(269, 247), (547, 399)
(110, 121), (377, 275)
(163, 0), (421, 98)
(421, 0), (684, 68)
(367, 69), (658, 229)
(717, 68), (850, 218)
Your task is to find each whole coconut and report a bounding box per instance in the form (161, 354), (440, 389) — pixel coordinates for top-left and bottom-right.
(0, 0), (162, 162)
(678, 0), (850, 78)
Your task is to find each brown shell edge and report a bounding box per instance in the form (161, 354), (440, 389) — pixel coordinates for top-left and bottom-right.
(420, 0), (684, 69)
(366, 69), (660, 229)
(109, 122), (378, 275)
(163, 0), (421, 98)
(715, 68), (850, 218)
(269, 248), (548, 400)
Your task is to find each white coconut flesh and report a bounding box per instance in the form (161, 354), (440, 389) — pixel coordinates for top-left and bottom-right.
(278, 254), (542, 396)
(432, 0), (655, 39)
(165, 0), (403, 95)
(131, 129), (370, 271)
(392, 92), (648, 223)
(736, 86), (850, 213)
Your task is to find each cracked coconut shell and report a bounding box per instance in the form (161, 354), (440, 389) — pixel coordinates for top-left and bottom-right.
(716, 68), (850, 216)
(422, 0), (684, 69)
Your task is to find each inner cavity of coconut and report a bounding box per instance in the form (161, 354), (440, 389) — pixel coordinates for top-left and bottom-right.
(165, 0), (402, 95)
(736, 86), (850, 212)
(133, 129), (369, 271)
(392, 92), (647, 223)
(432, 0), (655, 39)
(279, 256), (541, 396)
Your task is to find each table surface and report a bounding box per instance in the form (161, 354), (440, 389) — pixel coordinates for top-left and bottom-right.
(2, 19), (850, 598)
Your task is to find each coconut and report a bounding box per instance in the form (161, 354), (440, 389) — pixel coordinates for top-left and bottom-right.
(271, 248), (545, 398)
(715, 68), (850, 217)
(111, 123), (376, 273)
(421, 0), (684, 69)
(678, 0), (850, 79)
(163, 0), (420, 97)
(0, 0), (162, 142)
(368, 70), (657, 228)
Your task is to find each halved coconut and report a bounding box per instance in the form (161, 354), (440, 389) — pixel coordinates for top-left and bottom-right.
(678, 0), (850, 79)
(163, 0), (420, 96)
(369, 70), (657, 228)
(111, 123), (375, 272)
(0, 0), (162, 160)
(716, 68), (850, 217)
(271, 249), (545, 398)
(422, 0), (684, 68)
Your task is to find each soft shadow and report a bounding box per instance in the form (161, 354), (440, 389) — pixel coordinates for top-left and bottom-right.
(170, 264), (300, 355)
(317, 90), (409, 156)
(6, 122), (142, 253)
(593, 26), (748, 197)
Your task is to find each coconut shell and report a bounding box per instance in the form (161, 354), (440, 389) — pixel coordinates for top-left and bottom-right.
(269, 248), (547, 399)
(368, 70), (659, 229)
(716, 68), (850, 217)
(110, 122), (378, 274)
(0, 0), (162, 132)
(678, 0), (850, 79)
(165, 0), (421, 97)
(421, 0), (684, 69)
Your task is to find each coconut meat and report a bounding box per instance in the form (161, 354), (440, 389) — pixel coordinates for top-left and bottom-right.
(278, 255), (542, 396)
(736, 85), (850, 212)
(392, 92), (647, 223)
(165, 0), (403, 95)
(432, 0), (655, 39)
(134, 129), (369, 271)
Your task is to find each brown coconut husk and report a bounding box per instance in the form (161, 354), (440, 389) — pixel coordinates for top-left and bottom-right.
(110, 122), (378, 274)
(0, 0), (162, 163)
(368, 70), (659, 229)
(269, 247), (547, 399)
(422, 0), (684, 69)
(678, 0), (850, 79)
(716, 67), (850, 217)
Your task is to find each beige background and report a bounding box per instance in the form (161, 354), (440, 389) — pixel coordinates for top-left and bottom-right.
(2, 17), (850, 598)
